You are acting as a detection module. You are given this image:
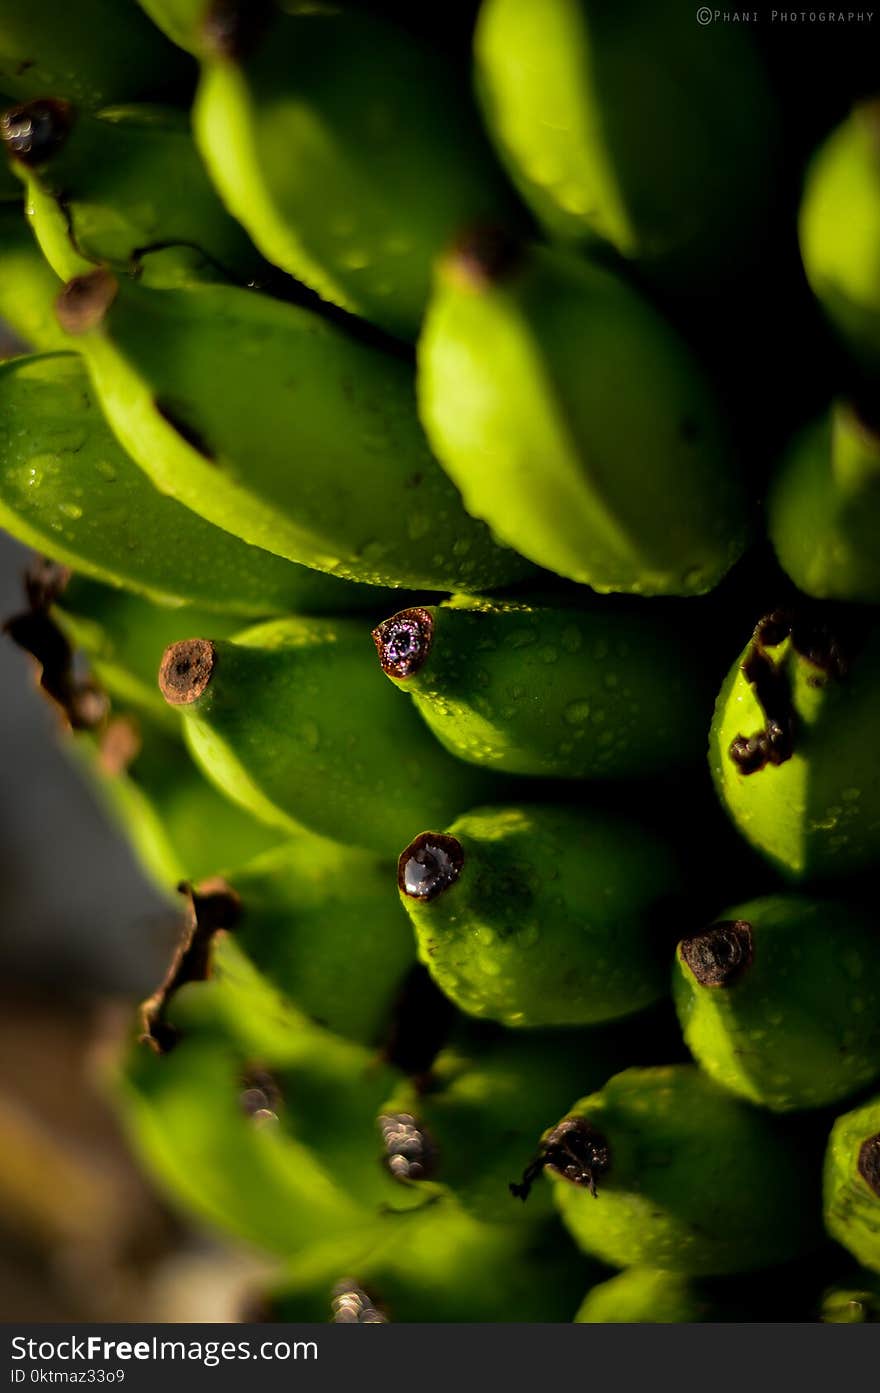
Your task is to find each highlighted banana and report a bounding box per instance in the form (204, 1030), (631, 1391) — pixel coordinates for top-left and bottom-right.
(418, 235), (748, 595)
(533, 1065), (821, 1274)
(397, 803), (682, 1027)
(372, 594), (711, 779)
(673, 895), (880, 1111)
(0, 353), (401, 615)
(187, 2), (521, 338)
(768, 403), (880, 604)
(54, 265), (532, 591)
(474, 0), (778, 289)
(709, 607), (880, 880)
(824, 1094), (880, 1274)
(800, 103), (880, 372)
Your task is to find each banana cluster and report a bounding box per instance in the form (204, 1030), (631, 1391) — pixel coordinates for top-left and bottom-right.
(0, 0), (879, 1323)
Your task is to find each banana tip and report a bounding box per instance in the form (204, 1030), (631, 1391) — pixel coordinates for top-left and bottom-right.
(1, 97), (74, 166)
(443, 224), (524, 292)
(680, 920), (754, 988)
(159, 638), (216, 706)
(397, 832), (463, 901)
(372, 607), (434, 679)
(858, 1133), (880, 1197)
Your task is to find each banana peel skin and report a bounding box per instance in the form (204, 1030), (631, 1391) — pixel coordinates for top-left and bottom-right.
(55, 265), (533, 591)
(418, 236), (749, 596)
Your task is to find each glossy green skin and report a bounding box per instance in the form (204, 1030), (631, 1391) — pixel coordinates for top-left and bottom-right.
(418, 245), (747, 595)
(401, 804), (681, 1027)
(74, 717), (284, 894)
(0, 2), (189, 108)
(824, 1095), (880, 1273)
(386, 595), (710, 778)
(474, 0), (777, 289)
(178, 616), (494, 857)
(574, 1268), (721, 1324)
(552, 1066), (821, 1274)
(193, 8), (520, 340)
(17, 105), (263, 283)
(0, 354), (398, 615)
(674, 895), (880, 1112)
(710, 627), (880, 880)
(0, 204), (71, 351)
(768, 407), (880, 604)
(800, 106), (880, 372)
(820, 1271), (880, 1322)
(230, 838), (414, 1047)
(381, 1026), (625, 1223)
(72, 273), (531, 590)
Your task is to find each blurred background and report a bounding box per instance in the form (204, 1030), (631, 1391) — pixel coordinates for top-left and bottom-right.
(0, 522), (269, 1320)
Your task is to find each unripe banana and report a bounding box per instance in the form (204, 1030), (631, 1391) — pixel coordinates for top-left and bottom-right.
(0, 204), (71, 351)
(0, 353), (400, 615)
(799, 103), (880, 373)
(710, 607), (880, 880)
(0, 3), (190, 109)
(373, 594), (711, 779)
(379, 1025), (625, 1223)
(55, 266), (531, 590)
(397, 804), (682, 1027)
(227, 838), (415, 1047)
(418, 236), (748, 595)
(820, 1271), (880, 1322)
(574, 1268), (732, 1324)
(768, 404), (880, 604)
(188, 2), (521, 339)
(529, 1065), (821, 1274)
(158, 616), (495, 856)
(824, 1093), (880, 1273)
(673, 895), (880, 1111)
(2, 100), (264, 284)
(53, 577), (249, 728)
(474, 0), (778, 290)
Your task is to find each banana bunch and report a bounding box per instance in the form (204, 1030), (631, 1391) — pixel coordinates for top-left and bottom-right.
(1, 0), (879, 1325)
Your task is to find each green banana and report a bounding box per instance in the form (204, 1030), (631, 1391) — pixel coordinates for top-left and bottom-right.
(0, 3), (190, 109)
(373, 594), (711, 779)
(474, 0), (778, 289)
(189, 2), (521, 339)
(54, 265), (531, 590)
(0, 353), (400, 615)
(525, 1065), (821, 1274)
(709, 607), (880, 880)
(768, 404), (880, 604)
(397, 804), (682, 1027)
(574, 1268), (732, 1324)
(417, 236), (748, 595)
(158, 615), (494, 855)
(824, 1093), (880, 1274)
(799, 103), (880, 373)
(53, 577), (245, 727)
(226, 837), (415, 1046)
(820, 1271), (880, 1322)
(0, 203), (72, 351)
(2, 100), (264, 284)
(378, 1025), (625, 1223)
(673, 895), (880, 1111)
